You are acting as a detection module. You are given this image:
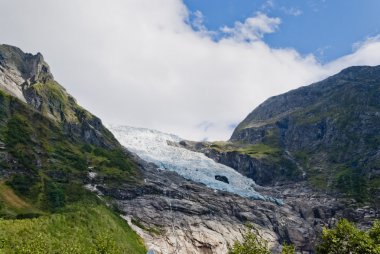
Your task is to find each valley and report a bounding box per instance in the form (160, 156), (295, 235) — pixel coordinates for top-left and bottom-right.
(0, 44), (379, 253)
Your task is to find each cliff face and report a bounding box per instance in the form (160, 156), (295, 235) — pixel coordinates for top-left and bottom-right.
(0, 44), (53, 102)
(0, 44), (116, 148)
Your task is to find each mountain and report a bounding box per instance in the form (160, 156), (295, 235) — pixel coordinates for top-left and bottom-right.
(182, 66), (380, 205)
(108, 125), (378, 254)
(0, 44), (307, 254)
(0, 44), (146, 253)
(107, 126), (322, 253)
(234, 66), (380, 203)
(1, 44), (378, 254)
(175, 66), (380, 252)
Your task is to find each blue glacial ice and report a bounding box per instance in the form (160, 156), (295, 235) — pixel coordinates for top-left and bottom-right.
(109, 125), (281, 203)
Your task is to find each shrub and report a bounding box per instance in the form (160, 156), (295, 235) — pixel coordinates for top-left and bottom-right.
(316, 219), (380, 254)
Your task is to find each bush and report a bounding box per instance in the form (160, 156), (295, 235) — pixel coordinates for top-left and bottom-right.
(7, 174), (37, 197)
(316, 219), (380, 254)
(44, 181), (66, 211)
(228, 225), (295, 254)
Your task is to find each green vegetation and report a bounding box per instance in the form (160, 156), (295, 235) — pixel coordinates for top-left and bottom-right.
(230, 220), (380, 254)
(131, 217), (163, 236)
(317, 219), (380, 254)
(210, 142), (281, 159)
(237, 144), (281, 159)
(281, 244), (295, 254)
(0, 182), (42, 219)
(229, 70), (380, 202)
(228, 224), (294, 254)
(0, 200), (146, 254)
(334, 166), (368, 202)
(27, 81), (79, 123)
(228, 225), (271, 254)
(0, 85), (144, 252)
(0, 89), (137, 211)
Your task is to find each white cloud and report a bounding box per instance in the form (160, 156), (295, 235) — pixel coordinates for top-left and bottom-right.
(261, 0), (275, 11)
(190, 10), (206, 32)
(221, 12), (281, 42)
(281, 7), (303, 16)
(0, 0), (380, 141)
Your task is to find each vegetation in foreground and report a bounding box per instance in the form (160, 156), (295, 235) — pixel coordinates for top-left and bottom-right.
(0, 198), (146, 254)
(229, 220), (380, 254)
(0, 89), (146, 253)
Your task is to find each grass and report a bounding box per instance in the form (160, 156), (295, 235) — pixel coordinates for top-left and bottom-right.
(209, 141), (281, 159)
(0, 84), (145, 252)
(29, 81), (78, 123)
(0, 182), (30, 209)
(131, 217), (163, 236)
(237, 144), (281, 158)
(0, 182), (43, 219)
(0, 200), (147, 254)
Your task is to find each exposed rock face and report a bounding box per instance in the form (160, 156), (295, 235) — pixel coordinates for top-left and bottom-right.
(0, 44), (53, 102)
(88, 151), (379, 254)
(105, 126), (379, 253)
(90, 153), (305, 253)
(179, 140), (290, 186)
(0, 44), (117, 149)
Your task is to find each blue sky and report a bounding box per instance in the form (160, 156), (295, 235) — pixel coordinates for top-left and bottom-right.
(184, 0), (380, 62)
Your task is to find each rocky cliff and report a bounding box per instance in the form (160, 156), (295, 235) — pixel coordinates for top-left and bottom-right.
(0, 44), (116, 148)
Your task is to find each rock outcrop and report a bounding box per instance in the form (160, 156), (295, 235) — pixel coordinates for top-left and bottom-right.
(0, 44), (53, 102)
(87, 150), (379, 254)
(0, 44), (117, 149)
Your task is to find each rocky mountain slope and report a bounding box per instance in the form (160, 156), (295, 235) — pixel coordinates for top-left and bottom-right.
(0, 44), (146, 253)
(184, 66), (380, 207)
(0, 44), (323, 254)
(106, 126), (378, 254)
(109, 126), (279, 202)
(1, 44), (379, 254)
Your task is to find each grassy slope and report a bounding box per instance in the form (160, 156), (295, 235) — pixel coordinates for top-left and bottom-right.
(0, 199), (146, 254)
(210, 142), (281, 159)
(0, 89), (146, 253)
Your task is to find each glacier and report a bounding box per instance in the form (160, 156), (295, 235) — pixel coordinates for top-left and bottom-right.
(109, 126), (279, 202)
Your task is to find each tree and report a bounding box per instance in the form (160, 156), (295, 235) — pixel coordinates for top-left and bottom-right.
(281, 243), (295, 254)
(228, 225), (295, 254)
(316, 219), (380, 254)
(228, 225), (271, 254)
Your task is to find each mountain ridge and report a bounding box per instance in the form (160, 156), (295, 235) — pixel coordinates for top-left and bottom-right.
(185, 65), (380, 205)
(0, 44), (379, 253)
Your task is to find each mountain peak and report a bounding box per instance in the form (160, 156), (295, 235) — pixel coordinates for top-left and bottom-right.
(0, 44), (53, 101)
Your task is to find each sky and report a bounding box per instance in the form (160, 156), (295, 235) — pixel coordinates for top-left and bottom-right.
(1, 0), (380, 141)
